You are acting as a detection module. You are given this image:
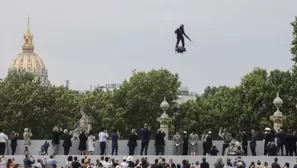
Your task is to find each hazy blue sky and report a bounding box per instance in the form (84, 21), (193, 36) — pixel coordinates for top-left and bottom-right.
(0, 0), (296, 93)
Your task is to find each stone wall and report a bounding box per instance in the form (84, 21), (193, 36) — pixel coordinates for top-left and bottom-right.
(6, 140), (268, 156)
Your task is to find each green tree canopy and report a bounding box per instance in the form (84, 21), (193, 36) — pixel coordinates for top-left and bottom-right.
(2, 16), (297, 139)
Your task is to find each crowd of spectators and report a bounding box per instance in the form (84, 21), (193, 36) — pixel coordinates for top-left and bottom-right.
(0, 155), (297, 168)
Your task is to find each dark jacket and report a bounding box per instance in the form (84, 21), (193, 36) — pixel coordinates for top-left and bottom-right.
(286, 134), (297, 148)
(52, 131), (62, 145)
(276, 131), (286, 145)
(175, 27), (185, 37)
(250, 134), (257, 146)
(23, 158), (35, 168)
(205, 135), (212, 149)
(127, 133), (138, 147)
(155, 132), (166, 146)
(62, 133), (72, 147)
(267, 143), (278, 156)
(241, 133), (248, 146)
(10, 136), (18, 147)
(141, 128), (151, 143)
(111, 132), (119, 147)
(200, 162), (209, 168)
(271, 162), (281, 168)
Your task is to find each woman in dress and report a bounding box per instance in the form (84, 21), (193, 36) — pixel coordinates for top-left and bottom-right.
(88, 130), (96, 155)
(78, 131), (87, 155)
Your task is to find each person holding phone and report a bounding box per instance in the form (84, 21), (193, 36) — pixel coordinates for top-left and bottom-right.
(23, 154), (35, 168)
(0, 129), (8, 155)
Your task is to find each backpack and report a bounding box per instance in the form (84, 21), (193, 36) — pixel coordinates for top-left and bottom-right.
(175, 29), (179, 34)
(224, 132), (232, 143)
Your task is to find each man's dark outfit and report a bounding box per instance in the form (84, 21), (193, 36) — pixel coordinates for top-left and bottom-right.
(155, 131), (166, 155)
(266, 142), (278, 156)
(175, 25), (190, 48)
(241, 132), (248, 155)
(250, 133), (257, 156)
(263, 131), (274, 155)
(205, 135), (213, 156)
(182, 135), (188, 155)
(140, 128), (151, 155)
(200, 160), (209, 168)
(271, 160), (281, 168)
(286, 133), (297, 156)
(62, 133), (72, 155)
(276, 130), (286, 156)
(111, 132), (119, 155)
(71, 160), (81, 168)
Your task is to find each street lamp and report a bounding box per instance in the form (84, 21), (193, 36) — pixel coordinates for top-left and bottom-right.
(172, 100), (180, 132)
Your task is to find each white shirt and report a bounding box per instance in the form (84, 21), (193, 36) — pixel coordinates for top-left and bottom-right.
(0, 133), (8, 143)
(120, 162), (128, 168)
(102, 161), (113, 168)
(98, 132), (108, 142)
(36, 162), (43, 168)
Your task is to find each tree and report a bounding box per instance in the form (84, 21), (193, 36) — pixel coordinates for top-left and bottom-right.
(112, 69), (181, 137)
(291, 16), (297, 63)
(78, 88), (123, 134)
(0, 70), (43, 133)
(0, 70), (80, 138)
(178, 67), (297, 137)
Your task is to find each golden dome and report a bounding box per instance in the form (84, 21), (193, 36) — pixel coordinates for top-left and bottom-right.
(9, 17), (48, 76)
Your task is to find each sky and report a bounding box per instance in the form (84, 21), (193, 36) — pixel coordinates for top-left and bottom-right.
(0, 0), (296, 93)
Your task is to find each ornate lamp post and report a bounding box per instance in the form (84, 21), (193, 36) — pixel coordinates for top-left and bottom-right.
(172, 100), (180, 132)
(157, 97), (172, 140)
(270, 92), (286, 133)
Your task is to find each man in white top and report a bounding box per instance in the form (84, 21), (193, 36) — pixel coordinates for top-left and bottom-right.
(0, 129), (8, 155)
(98, 128), (109, 155)
(120, 157), (128, 168)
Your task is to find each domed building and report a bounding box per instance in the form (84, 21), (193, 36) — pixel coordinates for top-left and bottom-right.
(9, 18), (49, 85)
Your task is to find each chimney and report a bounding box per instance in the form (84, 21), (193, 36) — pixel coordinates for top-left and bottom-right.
(65, 80), (70, 89)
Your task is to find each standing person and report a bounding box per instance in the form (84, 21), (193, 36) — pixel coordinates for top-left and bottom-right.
(0, 129), (8, 155)
(263, 128), (273, 155)
(173, 131), (182, 155)
(87, 130), (96, 155)
(292, 132), (297, 156)
(189, 129), (199, 155)
(241, 130), (248, 156)
(271, 157), (281, 168)
(111, 129), (119, 155)
(276, 128), (286, 156)
(200, 157), (209, 168)
(10, 131), (19, 155)
(23, 128), (33, 155)
(23, 154), (35, 168)
(205, 131), (213, 155)
(98, 128), (109, 155)
(127, 129), (138, 155)
(182, 131), (188, 155)
(154, 129), (166, 155)
(250, 129), (257, 156)
(62, 129), (72, 155)
(174, 24), (192, 48)
(78, 131), (87, 155)
(201, 129), (209, 156)
(52, 127), (62, 155)
(219, 128), (232, 156)
(140, 123), (151, 155)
